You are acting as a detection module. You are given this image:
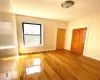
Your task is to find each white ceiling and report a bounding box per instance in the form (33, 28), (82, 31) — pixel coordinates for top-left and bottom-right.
(9, 0), (100, 22)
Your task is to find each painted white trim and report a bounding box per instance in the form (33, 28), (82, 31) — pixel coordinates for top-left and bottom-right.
(84, 55), (100, 61)
(0, 46), (16, 49)
(21, 23), (44, 47)
(83, 26), (90, 55)
(21, 44), (44, 48)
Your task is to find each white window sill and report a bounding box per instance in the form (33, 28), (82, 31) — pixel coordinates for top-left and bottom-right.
(0, 46), (17, 49)
(20, 45), (43, 48)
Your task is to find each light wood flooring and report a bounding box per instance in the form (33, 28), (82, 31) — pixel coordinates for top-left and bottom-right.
(17, 50), (100, 80)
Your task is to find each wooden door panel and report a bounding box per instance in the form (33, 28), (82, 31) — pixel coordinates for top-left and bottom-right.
(78, 29), (87, 43)
(72, 30), (79, 41)
(71, 29), (80, 52)
(71, 42), (78, 53)
(56, 29), (66, 49)
(77, 43), (84, 54)
(78, 28), (87, 54)
(71, 28), (87, 54)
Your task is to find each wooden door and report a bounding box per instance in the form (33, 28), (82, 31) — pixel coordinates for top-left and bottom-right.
(56, 29), (66, 49)
(71, 28), (87, 54)
(71, 29), (80, 53)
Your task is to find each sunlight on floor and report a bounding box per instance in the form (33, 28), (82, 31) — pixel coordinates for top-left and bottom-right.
(32, 58), (41, 65)
(26, 58), (41, 75)
(1, 56), (27, 60)
(26, 66), (41, 75)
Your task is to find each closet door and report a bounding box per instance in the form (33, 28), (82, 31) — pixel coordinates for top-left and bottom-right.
(71, 28), (87, 54)
(77, 28), (87, 54)
(71, 29), (80, 53)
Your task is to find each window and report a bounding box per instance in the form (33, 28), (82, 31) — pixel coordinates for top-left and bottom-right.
(22, 23), (42, 46)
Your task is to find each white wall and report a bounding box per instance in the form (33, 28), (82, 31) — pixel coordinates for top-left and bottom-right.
(65, 14), (100, 60)
(16, 15), (67, 54)
(0, 0), (18, 80)
(0, 0), (18, 57)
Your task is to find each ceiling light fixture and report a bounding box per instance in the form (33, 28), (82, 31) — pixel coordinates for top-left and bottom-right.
(61, 0), (75, 8)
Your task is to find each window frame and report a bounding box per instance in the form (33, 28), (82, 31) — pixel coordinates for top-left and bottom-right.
(22, 22), (42, 46)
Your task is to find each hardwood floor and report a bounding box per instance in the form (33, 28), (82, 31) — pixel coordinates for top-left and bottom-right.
(17, 50), (100, 80)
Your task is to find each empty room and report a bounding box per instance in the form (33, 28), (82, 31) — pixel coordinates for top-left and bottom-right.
(0, 0), (100, 80)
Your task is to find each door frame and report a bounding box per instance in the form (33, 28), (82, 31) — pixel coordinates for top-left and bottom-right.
(83, 27), (90, 55)
(70, 27), (90, 55)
